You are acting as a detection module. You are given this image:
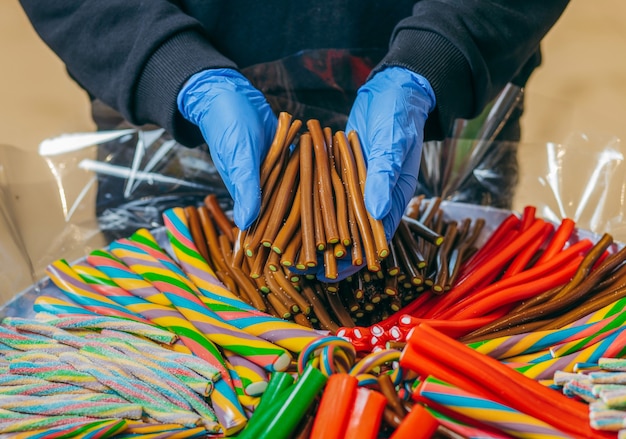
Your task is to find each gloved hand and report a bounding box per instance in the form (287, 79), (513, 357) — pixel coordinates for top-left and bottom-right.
(177, 68), (278, 230)
(300, 67), (436, 283)
(347, 66), (436, 239)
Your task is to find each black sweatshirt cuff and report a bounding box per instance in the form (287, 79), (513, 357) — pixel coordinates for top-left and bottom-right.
(374, 29), (475, 141)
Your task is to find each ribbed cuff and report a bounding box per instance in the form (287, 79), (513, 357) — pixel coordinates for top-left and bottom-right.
(374, 29), (474, 140)
(134, 30), (238, 147)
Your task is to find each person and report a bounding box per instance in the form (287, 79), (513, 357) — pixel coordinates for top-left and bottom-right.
(19, 0), (569, 278)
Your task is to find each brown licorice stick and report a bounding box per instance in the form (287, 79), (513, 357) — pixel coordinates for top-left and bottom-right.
(294, 313), (313, 328)
(548, 233), (614, 302)
(219, 235), (267, 311)
(454, 217), (472, 247)
(591, 261), (626, 293)
(307, 119), (340, 245)
(259, 112), (292, 187)
(322, 286), (355, 328)
(434, 221), (459, 293)
(347, 197), (364, 266)
(330, 136), (352, 247)
(245, 192), (279, 257)
(250, 245), (271, 279)
(509, 285), (565, 314)
(461, 319), (553, 344)
(348, 131), (389, 259)
(266, 250), (282, 272)
(281, 226), (303, 269)
(231, 227), (246, 269)
(392, 234), (423, 286)
(299, 133), (318, 267)
(218, 235), (251, 305)
(264, 267), (299, 313)
(323, 247), (339, 281)
(536, 284), (626, 331)
(397, 220), (427, 269)
(197, 206), (227, 272)
(343, 291), (360, 314)
(183, 206), (211, 264)
(260, 144), (301, 247)
(312, 165), (327, 251)
(447, 218), (486, 287)
(419, 196), (442, 228)
(386, 239), (401, 277)
(272, 184), (302, 255)
(204, 194), (235, 243)
(242, 255), (270, 292)
(266, 292), (292, 320)
(384, 274), (399, 297)
(333, 242), (347, 259)
(271, 271), (312, 315)
(215, 270), (240, 296)
(377, 374), (407, 418)
(402, 215), (444, 246)
(324, 126), (335, 168)
(302, 285), (339, 334)
(335, 131), (379, 272)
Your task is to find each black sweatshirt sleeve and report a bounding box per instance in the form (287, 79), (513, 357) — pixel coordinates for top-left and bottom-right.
(376, 0), (570, 139)
(18, 0), (236, 147)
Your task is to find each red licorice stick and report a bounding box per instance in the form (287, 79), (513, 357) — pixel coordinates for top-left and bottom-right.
(519, 205), (536, 231)
(458, 213), (520, 275)
(451, 255), (583, 320)
(390, 404), (438, 439)
(535, 217), (576, 265)
(401, 345), (494, 400)
(502, 221), (554, 279)
(426, 219), (547, 318)
(435, 238), (593, 320)
(310, 373), (358, 439)
(398, 312), (507, 339)
(343, 387), (387, 439)
(374, 291), (435, 330)
(405, 324), (594, 437)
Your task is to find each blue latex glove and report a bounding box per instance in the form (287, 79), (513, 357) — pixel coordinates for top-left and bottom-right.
(177, 68), (278, 230)
(299, 67), (436, 283)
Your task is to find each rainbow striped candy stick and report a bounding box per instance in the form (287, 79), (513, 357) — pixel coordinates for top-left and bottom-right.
(0, 325), (70, 355)
(550, 314), (626, 358)
(514, 327), (626, 380)
(562, 296), (626, 328)
(109, 238), (292, 372)
(33, 295), (98, 318)
(69, 259), (229, 378)
(163, 208), (323, 353)
(0, 412), (127, 436)
(419, 376), (573, 438)
(36, 314), (177, 345)
(84, 335), (213, 397)
(46, 259), (150, 324)
(428, 407), (511, 439)
(0, 394), (142, 419)
(122, 421), (208, 438)
(58, 351), (206, 428)
(79, 344), (218, 426)
(7, 418), (127, 439)
(50, 258), (246, 432)
(223, 349), (269, 397)
(87, 249), (172, 306)
(0, 382), (88, 397)
(470, 307), (626, 361)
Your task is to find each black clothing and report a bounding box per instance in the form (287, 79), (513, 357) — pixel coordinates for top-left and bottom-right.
(20, 0), (568, 147)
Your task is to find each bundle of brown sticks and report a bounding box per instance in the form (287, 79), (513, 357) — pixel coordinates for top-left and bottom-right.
(181, 113), (486, 331)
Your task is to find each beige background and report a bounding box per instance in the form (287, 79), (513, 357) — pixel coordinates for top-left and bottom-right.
(1, 1), (626, 300)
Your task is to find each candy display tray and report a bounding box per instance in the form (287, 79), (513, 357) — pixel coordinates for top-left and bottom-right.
(1, 201), (607, 321)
